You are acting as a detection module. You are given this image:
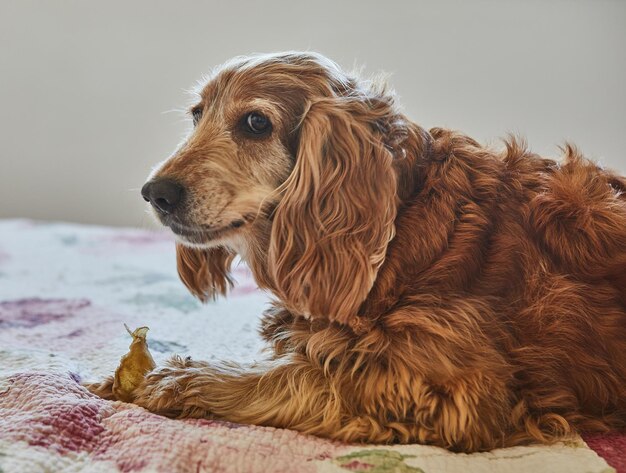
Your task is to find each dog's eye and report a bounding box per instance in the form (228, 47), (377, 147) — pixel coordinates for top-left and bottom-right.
(191, 107), (203, 126)
(245, 112), (271, 135)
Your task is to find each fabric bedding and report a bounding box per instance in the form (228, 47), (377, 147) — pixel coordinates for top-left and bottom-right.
(0, 219), (620, 472)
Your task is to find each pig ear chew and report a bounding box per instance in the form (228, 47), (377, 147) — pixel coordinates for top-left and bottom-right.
(124, 323), (148, 339)
(113, 323), (156, 402)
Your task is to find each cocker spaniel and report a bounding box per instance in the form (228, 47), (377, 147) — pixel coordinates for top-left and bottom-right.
(88, 52), (626, 452)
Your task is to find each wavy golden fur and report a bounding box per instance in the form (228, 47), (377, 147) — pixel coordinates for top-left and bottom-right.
(88, 52), (626, 452)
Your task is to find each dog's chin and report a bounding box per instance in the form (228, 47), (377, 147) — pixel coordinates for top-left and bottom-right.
(164, 219), (246, 249)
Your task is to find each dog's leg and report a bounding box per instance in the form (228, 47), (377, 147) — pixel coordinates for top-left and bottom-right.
(130, 354), (359, 437)
(128, 353), (522, 450)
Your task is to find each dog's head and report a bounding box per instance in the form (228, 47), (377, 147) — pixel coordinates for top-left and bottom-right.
(143, 52), (408, 324)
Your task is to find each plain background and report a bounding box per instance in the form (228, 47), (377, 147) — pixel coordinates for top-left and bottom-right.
(1, 0), (625, 228)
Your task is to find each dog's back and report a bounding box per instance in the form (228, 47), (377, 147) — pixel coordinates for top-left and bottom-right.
(515, 141), (626, 436)
(370, 127), (626, 446)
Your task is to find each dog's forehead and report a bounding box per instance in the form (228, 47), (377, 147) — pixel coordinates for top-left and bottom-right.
(197, 68), (233, 103)
(195, 52), (347, 108)
(196, 69), (304, 117)
(195, 71), (254, 110)
(203, 64), (286, 99)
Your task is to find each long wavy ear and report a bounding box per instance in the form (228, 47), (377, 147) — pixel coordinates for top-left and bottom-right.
(176, 244), (235, 302)
(268, 98), (398, 325)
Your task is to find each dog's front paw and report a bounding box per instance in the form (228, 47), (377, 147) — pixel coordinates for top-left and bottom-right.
(132, 356), (213, 419)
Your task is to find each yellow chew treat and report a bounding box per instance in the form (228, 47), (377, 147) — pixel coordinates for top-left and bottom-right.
(112, 324), (156, 402)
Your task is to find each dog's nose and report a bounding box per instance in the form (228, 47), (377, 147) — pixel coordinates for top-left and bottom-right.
(141, 179), (185, 214)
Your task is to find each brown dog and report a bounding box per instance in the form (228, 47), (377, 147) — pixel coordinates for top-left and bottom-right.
(88, 52), (626, 452)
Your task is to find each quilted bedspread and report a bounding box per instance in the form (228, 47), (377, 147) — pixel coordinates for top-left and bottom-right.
(0, 219), (622, 473)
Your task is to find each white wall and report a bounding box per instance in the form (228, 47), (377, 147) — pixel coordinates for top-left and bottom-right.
(1, 0), (624, 227)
